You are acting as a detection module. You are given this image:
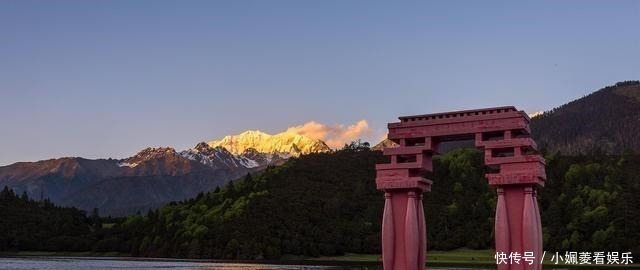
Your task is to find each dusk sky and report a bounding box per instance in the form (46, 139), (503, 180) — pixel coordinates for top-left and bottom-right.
(1, 1), (640, 165)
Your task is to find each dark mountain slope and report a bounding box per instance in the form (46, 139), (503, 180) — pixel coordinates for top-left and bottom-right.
(3, 145), (640, 257)
(0, 158), (121, 202)
(63, 170), (245, 216)
(0, 147), (254, 216)
(109, 144), (500, 259)
(531, 81), (640, 154)
(129, 145), (387, 258)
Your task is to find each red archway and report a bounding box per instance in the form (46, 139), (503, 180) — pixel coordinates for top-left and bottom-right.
(376, 107), (545, 270)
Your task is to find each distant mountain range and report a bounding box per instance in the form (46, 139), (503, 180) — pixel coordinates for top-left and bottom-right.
(0, 129), (329, 216)
(2, 81), (638, 215)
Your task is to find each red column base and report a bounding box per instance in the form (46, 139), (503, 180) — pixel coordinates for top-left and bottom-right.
(495, 185), (543, 270)
(382, 189), (427, 270)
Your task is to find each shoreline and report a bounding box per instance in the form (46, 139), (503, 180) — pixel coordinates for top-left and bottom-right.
(1, 250), (637, 269)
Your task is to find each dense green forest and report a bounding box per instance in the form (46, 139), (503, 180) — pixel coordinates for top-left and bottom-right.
(2, 143), (640, 259)
(0, 186), (96, 251)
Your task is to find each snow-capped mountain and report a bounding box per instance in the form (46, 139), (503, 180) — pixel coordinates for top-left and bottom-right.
(528, 111), (544, 118)
(0, 130), (330, 216)
(0, 145), (254, 216)
(207, 130), (331, 156)
(118, 147), (177, 168)
(179, 142), (287, 170)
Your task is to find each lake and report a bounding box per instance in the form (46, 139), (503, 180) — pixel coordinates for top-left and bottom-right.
(0, 257), (485, 270)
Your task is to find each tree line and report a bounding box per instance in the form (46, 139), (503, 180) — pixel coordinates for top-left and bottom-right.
(1, 142), (639, 258)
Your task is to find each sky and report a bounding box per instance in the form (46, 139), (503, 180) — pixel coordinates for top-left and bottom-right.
(1, 1), (640, 165)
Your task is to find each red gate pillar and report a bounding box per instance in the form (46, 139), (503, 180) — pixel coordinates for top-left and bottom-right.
(376, 107), (546, 270)
(482, 130), (545, 270)
(492, 185), (543, 270)
(378, 182), (431, 270)
(376, 138), (433, 270)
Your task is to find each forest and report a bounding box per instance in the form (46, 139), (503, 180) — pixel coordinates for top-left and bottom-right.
(531, 80), (640, 154)
(1, 142), (639, 259)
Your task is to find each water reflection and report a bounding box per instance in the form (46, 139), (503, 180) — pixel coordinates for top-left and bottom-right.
(1, 257), (361, 270)
(0, 257), (486, 269)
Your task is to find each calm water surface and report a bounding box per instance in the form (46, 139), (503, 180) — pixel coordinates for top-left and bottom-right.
(0, 257), (485, 270)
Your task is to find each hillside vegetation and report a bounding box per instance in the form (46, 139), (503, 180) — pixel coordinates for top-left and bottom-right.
(531, 81), (640, 154)
(5, 143), (637, 259)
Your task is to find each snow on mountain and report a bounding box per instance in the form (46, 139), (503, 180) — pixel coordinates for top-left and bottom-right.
(528, 111), (544, 118)
(117, 162), (137, 168)
(0, 129), (330, 216)
(207, 130), (331, 156)
(118, 147), (178, 168)
(118, 147), (177, 168)
(237, 147), (288, 168)
(116, 128), (329, 174)
(179, 142), (288, 170)
(179, 142), (248, 169)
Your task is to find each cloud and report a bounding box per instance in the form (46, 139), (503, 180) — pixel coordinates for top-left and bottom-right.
(285, 120), (372, 148)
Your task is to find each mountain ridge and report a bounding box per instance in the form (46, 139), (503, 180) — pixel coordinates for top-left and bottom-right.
(208, 129), (331, 156)
(530, 80), (640, 154)
(371, 81), (640, 155)
(0, 130), (327, 216)
(3, 80), (639, 215)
